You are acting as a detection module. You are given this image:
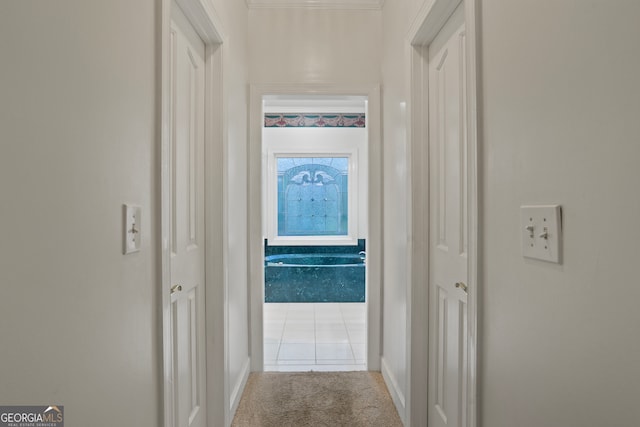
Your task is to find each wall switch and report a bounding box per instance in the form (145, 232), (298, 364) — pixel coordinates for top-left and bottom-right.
(123, 204), (141, 254)
(521, 205), (562, 263)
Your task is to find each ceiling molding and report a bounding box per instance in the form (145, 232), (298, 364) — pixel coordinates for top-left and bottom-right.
(246, 0), (384, 10)
(263, 95), (368, 113)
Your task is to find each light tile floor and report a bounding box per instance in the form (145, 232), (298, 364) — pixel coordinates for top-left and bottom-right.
(264, 302), (367, 372)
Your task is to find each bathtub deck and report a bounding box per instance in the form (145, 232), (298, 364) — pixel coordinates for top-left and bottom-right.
(264, 263), (365, 303)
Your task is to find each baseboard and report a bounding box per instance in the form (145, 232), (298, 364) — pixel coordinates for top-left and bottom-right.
(381, 356), (406, 424)
(229, 357), (251, 421)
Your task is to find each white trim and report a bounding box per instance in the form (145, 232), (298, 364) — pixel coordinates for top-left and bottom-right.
(406, 41), (429, 427)
(249, 83), (382, 372)
(263, 95), (367, 113)
(406, 1), (479, 426)
(407, 0), (462, 45)
(463, 2), (480, 425)
(160, 3), (174, 425)
(246, 0), (384, 10)
(266, 149), (359, 246)
(204, 42), (230, 427)
(381, 356), (406, 425)
(175, 0), (226, 44)
(229, 357), (251, 417)
(160, 1), (226, 427)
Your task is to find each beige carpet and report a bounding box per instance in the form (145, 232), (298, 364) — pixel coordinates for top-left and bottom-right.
(231, 371), (403, 427)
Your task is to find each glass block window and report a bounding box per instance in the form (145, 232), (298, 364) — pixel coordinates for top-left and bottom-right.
(277, 157), (349, 236)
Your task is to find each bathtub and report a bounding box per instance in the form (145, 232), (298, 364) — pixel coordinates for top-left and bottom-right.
(264, 253), (365, 303)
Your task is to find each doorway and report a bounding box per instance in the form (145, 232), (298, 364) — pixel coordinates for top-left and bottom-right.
(408, 0), (479, 425)
(261, 95), (368, 371)
(167, 3), (207, 426)
(248, 85), (382, 373)
(160, 0), (226, 426)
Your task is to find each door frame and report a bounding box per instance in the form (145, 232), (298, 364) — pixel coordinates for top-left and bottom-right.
(406, 0), (479, 426)
(248, 84), (382, 372)
(160, 1), (227, 426)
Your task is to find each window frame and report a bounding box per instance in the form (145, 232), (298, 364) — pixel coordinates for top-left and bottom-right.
(267, 147), (359, 246)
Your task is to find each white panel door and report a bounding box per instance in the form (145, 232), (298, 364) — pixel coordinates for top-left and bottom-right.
(170, 3), (206, 427)
(428, 5), (468, 427)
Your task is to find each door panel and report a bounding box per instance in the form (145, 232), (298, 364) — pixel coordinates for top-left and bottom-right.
(170, 3), (206, 427)
(428, 4), (468, 427)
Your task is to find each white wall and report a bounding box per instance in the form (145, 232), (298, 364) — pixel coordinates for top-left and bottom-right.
(381, 0), (640, 425)
(208, 0), (252, 421)
(0, 0), (251, 425)
(249, 7), (381, 85)
(380, 0), (412, 421)
(479, 1), (640, 426)
(0, 1), (159, 425)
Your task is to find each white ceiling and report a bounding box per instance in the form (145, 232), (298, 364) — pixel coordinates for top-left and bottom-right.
(246, 0), (384, 10)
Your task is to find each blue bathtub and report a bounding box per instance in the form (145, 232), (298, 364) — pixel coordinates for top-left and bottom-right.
(264, 253), (365, 303)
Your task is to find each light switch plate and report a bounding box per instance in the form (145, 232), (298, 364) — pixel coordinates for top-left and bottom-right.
(521, 205), (562, 263)
(123, 204), (141, 254)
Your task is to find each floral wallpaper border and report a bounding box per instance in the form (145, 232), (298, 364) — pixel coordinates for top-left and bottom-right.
(264, 113), (366, 128)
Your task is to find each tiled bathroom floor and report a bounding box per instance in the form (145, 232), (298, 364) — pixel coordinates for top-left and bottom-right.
(264, 302), (367, 372)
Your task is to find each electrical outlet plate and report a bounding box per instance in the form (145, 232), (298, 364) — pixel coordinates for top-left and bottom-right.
(521, 205), (562, 263)
(123, 204), (141, 254)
